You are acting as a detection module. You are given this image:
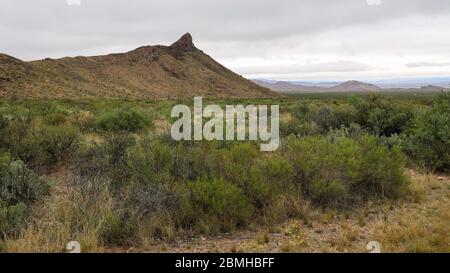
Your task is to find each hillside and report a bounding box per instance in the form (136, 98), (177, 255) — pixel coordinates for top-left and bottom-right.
(0, 33), (275, 99)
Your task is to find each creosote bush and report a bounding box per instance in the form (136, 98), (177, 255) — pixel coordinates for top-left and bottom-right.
(405, 93), (450, 172)
(284, 135), (409, 207)
(96, 108), (152, 132)
(350, 95), (413, 136)
(188, 177), (254, 233)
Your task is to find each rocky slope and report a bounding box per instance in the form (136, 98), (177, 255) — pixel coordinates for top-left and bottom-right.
(0, 33), (275, 99)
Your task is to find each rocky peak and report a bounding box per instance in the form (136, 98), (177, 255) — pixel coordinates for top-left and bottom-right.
(170, 33), (196, 52)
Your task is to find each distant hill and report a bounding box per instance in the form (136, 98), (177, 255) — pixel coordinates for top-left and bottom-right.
(328, 80), (381, 92)
(253, 79), (381, 92)
(253, 80), (323, 92)
(253, 79), (447, 93)
(419, 85), (445, 92)
(0, 33), (276, 99)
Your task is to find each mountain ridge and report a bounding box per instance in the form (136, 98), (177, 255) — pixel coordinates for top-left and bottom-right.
(0, 33), (276, 99)
(253, 79), (448, 93)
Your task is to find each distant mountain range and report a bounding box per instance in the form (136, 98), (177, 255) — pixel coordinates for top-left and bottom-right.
(253, 79), (449, 93)
(0, 33), (276, 99)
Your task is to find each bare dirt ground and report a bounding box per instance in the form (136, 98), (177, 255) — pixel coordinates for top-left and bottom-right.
(138, 170), (449, 253)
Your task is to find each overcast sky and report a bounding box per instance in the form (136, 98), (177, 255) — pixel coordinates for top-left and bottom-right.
(1, 0), (450, 81)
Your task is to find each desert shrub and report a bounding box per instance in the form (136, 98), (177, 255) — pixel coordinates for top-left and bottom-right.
(100, 210), (138, 247)
(11, 124), (79, 168)
(257, 154), (296, 196)
(351, 95), (413, 136)
(0, 202), (27, 238)
(188, 177), (254, 233)
(128, 139), (175, 185)
(183, 142), (226, 181)
(0, 114), (7, 130)
(126, 182), (187, 216)
(380, 134), (407, 149)
(0, 160), (52, 204)
(333, 110), (358, 129)
(222, 143), (273, 208)
(284, 135), (409, 207)
(0, 114), (7, 144)
(35, 124), (79, 164)
(314, 105), (338, 133)
(326, 123), (365, 143)
(292, 101), (311, 121)
(405, 93), (450, 172)
(43, 112), (67, 126)
(71, 111), (96, 132)
(96, 108), (152, 132)
(75, 133), (135, 191)
(280, 118), (319, 137)
(1, 109), (38, 151)
(1, 109), (79, 168)
(313, 105), (357, 134)
(0, 160), (52, 237)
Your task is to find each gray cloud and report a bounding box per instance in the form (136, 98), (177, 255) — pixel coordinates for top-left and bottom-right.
(236, 61), (372, 75)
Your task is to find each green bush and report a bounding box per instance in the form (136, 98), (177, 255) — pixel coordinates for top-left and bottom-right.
(326, 123), (365, 143)
(314, 105), (339, 133)
(0, 160), (52, 237)
(292, 101), (311, 121)
(1, 109), (79, 168)
(350, 95), (413, 136)
(0, 160), (52, 204)
(0, 202), (27, 238)
(43, 112), (68, 126)
(37, 124), (79, 164)
(11, 124), (79, 168)
(222, 143), (273, 208)
(128, 139), (175, 185)
(76, 133), (135, 191)
(280, 118), (319, 137)
(96, 108), (152, 132)
(405, 93), (450, 172)
(188, 177), (254, 233)
(285, 135), (409, 206)
(100, 210), (138, 247)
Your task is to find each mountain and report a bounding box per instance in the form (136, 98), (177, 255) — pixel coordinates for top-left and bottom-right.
(254, 78), (450, 92)
(419, 85), (445, 92)
(328, 80), (381, 92)
(0, 33), (276, 99)
(252, 80), (323, 92)
(253, 79), (381, 92)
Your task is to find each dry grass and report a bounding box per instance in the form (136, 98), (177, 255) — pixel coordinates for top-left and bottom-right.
(3, 178), (111, 253)
(3, 170), (448, 253)
(372, 172), (450, 252)
(137, 170), (449, 253)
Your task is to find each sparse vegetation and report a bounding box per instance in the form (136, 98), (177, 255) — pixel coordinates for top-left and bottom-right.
(0, 93), (448, 252)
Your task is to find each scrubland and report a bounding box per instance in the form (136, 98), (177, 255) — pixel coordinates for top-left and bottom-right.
(0, 93), (448, 252)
